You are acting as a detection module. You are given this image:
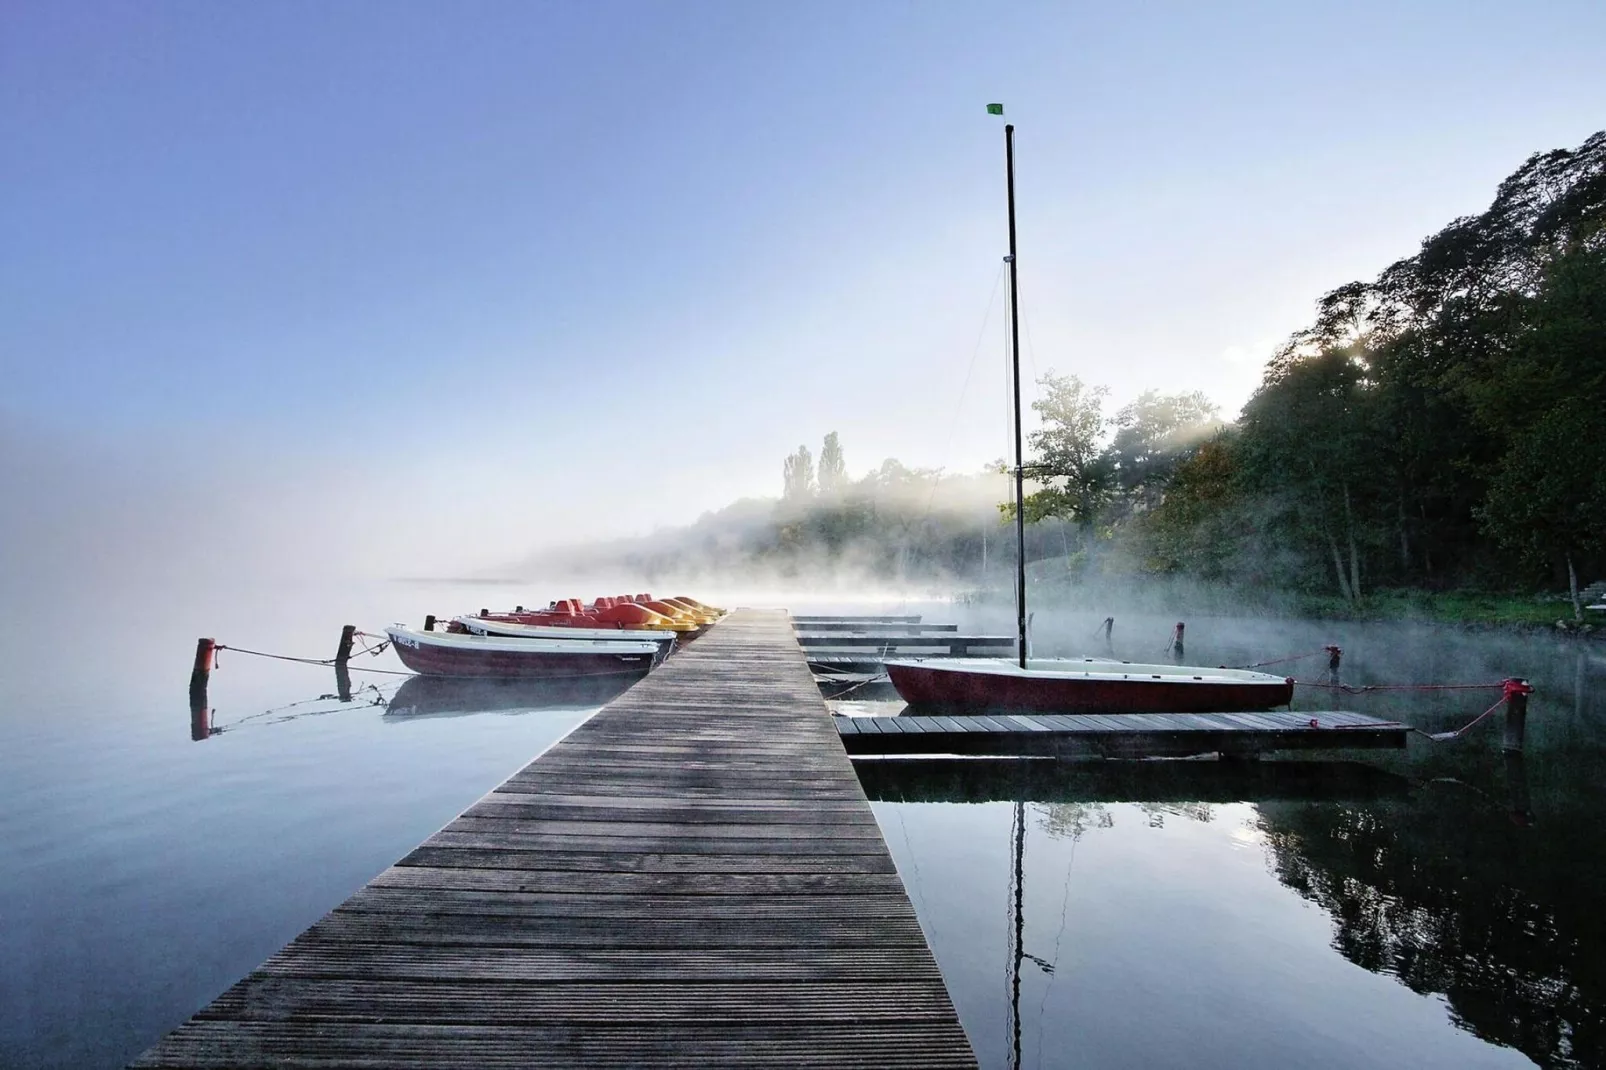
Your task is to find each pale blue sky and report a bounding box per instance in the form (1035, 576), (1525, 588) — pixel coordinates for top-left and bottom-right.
(3, 1), (1603, 574)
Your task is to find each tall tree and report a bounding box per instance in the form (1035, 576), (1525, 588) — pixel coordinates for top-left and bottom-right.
(781, 444), (815, 503)
(1106, 389), (1222, 512)
(817, 432), (848, 496)
(1479, 398), (1606, 619)
(1237, 348), (1382, 600)
(1018, 372), (1113, 541)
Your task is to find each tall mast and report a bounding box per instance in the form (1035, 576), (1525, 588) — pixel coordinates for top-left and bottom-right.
(1005, 123), (1027, 669)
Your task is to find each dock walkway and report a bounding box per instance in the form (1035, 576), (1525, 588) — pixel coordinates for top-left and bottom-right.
(135, 610), (976, 1069)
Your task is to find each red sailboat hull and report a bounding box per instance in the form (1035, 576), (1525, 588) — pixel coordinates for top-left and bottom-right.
(885, 659), (1294, 714)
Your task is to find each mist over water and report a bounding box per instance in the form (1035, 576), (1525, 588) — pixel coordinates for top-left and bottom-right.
(2, 507), (1602, 1069)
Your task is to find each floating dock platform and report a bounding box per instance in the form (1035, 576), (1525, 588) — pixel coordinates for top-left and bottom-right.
(793, 614), (1013, 675)
(134, 610), (977, 1069)
(835, 709), (1408, 758)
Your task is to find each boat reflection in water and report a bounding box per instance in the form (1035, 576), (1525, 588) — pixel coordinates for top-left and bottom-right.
(384, 673), (640, 721)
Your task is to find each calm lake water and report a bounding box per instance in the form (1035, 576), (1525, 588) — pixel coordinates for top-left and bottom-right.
(1, 583), (1601, 1068)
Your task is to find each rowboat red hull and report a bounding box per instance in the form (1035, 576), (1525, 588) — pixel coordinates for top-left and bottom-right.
(387, 627), (663, 679)
(885, 659), (1294, 714)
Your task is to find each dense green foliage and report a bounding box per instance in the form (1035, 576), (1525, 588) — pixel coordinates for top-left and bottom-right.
(1141, 130), (1605, 613)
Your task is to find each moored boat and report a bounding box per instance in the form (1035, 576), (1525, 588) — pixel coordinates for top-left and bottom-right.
(886, 112), (1300, 718)
(885, 658), (1295, 714)
(453, 615), (677, 658)
(486, 598), (709, 639)
(385, 626), (668, 679)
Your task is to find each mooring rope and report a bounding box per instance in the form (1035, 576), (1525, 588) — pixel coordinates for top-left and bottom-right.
(1295, 679), (1507, 694)
(1301, 679), (1530, 742)
(1235, 648), (1329, 670)
(213, 636), (409, 676)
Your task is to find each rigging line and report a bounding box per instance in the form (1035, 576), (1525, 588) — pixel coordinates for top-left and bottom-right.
(892, 803), (931, 921)
(1010, 798), (1027, 1070)
(1002, 799), (1018, 1046)
(1017, 276), (1044, 387)
(924, 260), (1008, 519)
(1033, 817), (1078, 1069)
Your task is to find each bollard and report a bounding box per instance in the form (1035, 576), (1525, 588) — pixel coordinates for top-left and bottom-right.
(335, 625), (357, 668)
(189, 638), (215, 699)
(1502, 678), (1531, 753)
(423, 614), (436, 632)
(188, 637), (215, 742)
(333, 625), (357, 703)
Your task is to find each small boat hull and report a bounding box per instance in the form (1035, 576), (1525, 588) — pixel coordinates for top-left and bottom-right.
(885, 658), (1294, 714)
(386, 627), (665, 680)
(454, 616), (677, 657)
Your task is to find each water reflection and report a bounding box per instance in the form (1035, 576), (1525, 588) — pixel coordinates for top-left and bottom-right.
(1257, 756), (1600, 1068)
(184, 673), (639, 740)
(857, 756), (1414, 804)
(384, 673), (638, 719)
(189, 682), (394, 740)
(866, 754), (1565, 1070)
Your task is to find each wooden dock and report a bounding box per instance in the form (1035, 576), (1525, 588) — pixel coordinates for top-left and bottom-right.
(836, 709), (1408, 758)
(134, 610), (977, 1069)
(793, 614), (1014, 676)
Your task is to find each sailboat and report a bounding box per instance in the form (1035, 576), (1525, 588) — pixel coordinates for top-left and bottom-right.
(885, 111), (1294, 715)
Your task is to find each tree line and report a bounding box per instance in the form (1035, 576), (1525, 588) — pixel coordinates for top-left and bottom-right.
(1138, 130), (1605, 616)
(555, 132), (1603, 610)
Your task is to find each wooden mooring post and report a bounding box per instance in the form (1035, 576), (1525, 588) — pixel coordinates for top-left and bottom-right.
(1502, 678), (1531, 753)
(1325, 644), (1343, 684)
(334, 625), (356, 703)
(188, 638), (215, 742)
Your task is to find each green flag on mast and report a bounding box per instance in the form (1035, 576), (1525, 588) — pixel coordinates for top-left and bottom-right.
(986, 103), (1004, 116)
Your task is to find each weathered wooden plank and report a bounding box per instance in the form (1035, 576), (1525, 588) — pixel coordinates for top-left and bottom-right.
(452, 815), (883, 838)
(419, 830), (893, 855)
(466, 798), (879, 825)
(399, 847), (898, 874)
(250, 944), (952, 984)
(368, 867), (911, 897)
(305, 911), (933, 948)
(200, 977), (960, 1023)
(340, 887), (919, 920)
(133, 1020), (977, 1069)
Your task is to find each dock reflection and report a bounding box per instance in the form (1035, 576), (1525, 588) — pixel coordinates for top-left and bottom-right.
(853, 756), (1413, 804)
(383, 673), (640, 720)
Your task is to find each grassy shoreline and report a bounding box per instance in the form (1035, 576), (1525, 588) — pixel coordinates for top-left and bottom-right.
(980, 567), (1606, 632)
